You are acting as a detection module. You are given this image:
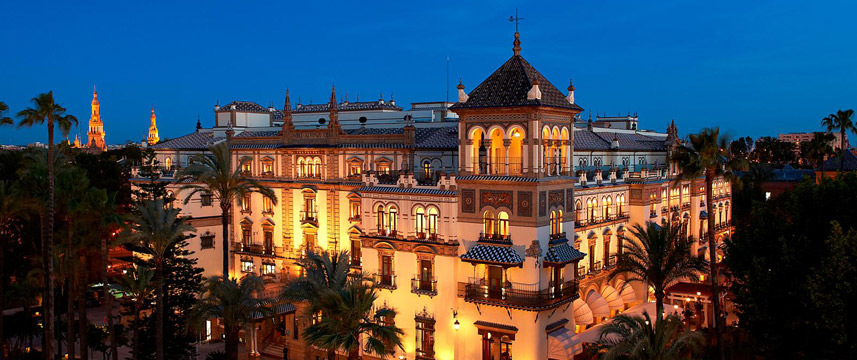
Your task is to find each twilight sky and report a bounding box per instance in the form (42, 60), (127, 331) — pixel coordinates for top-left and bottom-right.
(1, 0), (855, 145)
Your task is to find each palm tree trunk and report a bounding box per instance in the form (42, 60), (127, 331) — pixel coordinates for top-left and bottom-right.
(221, 204), (230, 281)
(654, 287), (665, 325)
(45, 117), (56, 360)
(327, 349), (336, 360)
(155, 266), (164, 360)
(131, 310), (140, 360)
(225, 327), (239, 360)
(0, 229), (5, 357)
(101, 234), (119, 360)
(705, 175), (723, 360)
(78, 255), (88, 360)
(67, 222), (75, 360)
(67, 276), (76, 360)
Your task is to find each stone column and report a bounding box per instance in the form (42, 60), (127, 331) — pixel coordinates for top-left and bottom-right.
(503, 139), (511, 176)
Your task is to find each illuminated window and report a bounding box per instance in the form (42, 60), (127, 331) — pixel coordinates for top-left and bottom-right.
(350, 202), (361, 219)
(241, 260), (254, 273)
(483, 210), (495, 237)
(263, 197), (273, 214)
(575, 200), (583, 223)
(262, 159), (274, 175)
(423, 161), (432, 179)
(497, 211), (509, 237)
(241, 160), (251, 174)
(376, 205), (386, 233)
(164, 157), (172, 169)
(414, 206), (426, 237)
(387, 206), (398, 233)
(262, 262), (276, 275)
(415, 316), (436, 359)
(241, 194), (251, 212)
(617, 194), (626, 214)
(427, 207), (439, 237)
(349, 163), (362, 176)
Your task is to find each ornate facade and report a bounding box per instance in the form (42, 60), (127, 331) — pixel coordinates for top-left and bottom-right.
(134, 32), (732, 360)
(148, 108), (160, 145)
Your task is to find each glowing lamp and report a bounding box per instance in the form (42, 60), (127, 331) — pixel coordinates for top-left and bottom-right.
(673, 304), (679, 309)
(696, 291), (702, 296)
(454, 319), (460, 330)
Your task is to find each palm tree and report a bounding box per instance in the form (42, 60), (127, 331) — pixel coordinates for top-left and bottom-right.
(671, 127), (742, 358)
(280, 250), (353, 303)
(190, 275), (270, 360)
(16, 91), (78, 359)
(0, 180), (36, 352)
(7, 269), (43, 351)
(821, 109), (855, 170)
(94, 191), (123, 360)
(610, 221), (707, 324)
(0, 101), (13, 126)
(303, 281), (404, 360)
(114, 266), (155, 360)
(56, 166), (90, 360)
(178, 141), (276, 280)
(122, 199), (195, 360)
(592, 312), (705, 360)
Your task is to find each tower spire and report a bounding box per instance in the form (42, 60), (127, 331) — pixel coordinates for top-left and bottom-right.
(282, 89), (294, 131)
(147, 107), (160, 145)
(328, 85), (340, 127)
(87, 88), (106, 151)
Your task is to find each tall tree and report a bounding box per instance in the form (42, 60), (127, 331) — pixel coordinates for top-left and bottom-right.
(671, 127), (742, 358)
(591, 312), (705, 360)
(609, 221), (707, 324)
(16, 92), (78, 360)
(0, 180), (35, 353)
(800, 132), (835, 170)
(303, 281), (405, 360)
(56, 165), (90, 360)
(178, 142), (276, 280)
(115, 266), (155, 360)
(190, 276), (270, 360)
(122, 199), (195, 360)
(821, 109), (855, 170)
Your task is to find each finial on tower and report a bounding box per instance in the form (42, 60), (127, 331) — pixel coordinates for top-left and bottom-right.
(567, 78), (575, 104)
(509, 9), (524, 56)
(457, 78), (468, 103)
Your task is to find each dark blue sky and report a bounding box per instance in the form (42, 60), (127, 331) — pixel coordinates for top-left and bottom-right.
(2, 0), (856, 145)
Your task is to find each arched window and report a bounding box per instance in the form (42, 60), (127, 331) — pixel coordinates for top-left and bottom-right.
(376, 205), (386, 233)
(575, 200), (583, 223)
(550, 211), (558, 235)
(313, 157), (322, 177)
(164, 156), (172, 169)
(587, 198), (596, 221)
(297, 158), (304, 177)
(557, 210), (563, 234)
(497, 211), (510, 237)
(422, 160), (432, 180)
(602, 196), (612, 219)
(414, 206), (426, 238)
(483, 210), (495, 237)
(617, 194), (626, 215)
(387, 205), (398, 234)
(427, 207), (439, 238)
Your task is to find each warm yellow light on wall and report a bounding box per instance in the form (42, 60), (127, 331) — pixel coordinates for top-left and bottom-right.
(454, 319), (460, 330)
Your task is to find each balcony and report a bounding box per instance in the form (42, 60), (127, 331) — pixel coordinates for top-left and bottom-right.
(588, 261), (603, 275)
(300, 211), (317, 225)
(374, 273), (397, 290)
(463, 279), (579, 310)
(411, 277), (438, 297)
(605, 254), (617, 269)
(348, 215), (361, 222)
(549, 232), (567, 241)
(577, 266), (587, 279)
(681, 202), (691, 210)
(472, 157), (525, 176)
(650, 210), (658, 218)
(375, 228), (399, 238)
(478, 232), (511, 244)
(415, 232), (439, 241)
(234, 243), (277, 257)
(376, 172), (399, 185)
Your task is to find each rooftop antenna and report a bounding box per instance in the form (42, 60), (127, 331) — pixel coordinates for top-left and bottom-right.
(508, 9), (524, 32)
(446, 55), (450, 103)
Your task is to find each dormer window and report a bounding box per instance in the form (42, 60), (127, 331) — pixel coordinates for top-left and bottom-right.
(261, 157), (274, 175)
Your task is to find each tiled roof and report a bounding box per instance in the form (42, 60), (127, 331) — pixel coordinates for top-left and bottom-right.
(251, 301), (296, 320)
(415, 127), (458, 149)
(230, 144), (283, 149)
(460, 244), (524, 266)
(450, 55), (582, 111)
(235, 130), (281, 138)
(293, 100), (402, 113)
(151, 132), (220, 150)
(217, 101), (271, 113)
(574, 130), (668, 151)
(456, 175), (539, 182)
(338, 143), (412, 149)
(473, 321), (519, 333)
(822, 151), (857, 171)
(543, 243), (586, 265)
(345, 128), (404, 135)
(357, 186), (457, 196)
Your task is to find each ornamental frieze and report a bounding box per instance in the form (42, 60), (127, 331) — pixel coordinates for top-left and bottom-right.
(480, 190), (513, 209)
(539, 191), (547, 217)
(461, 189), (476, 213)
(549, 190), (565, 209)
(517, 191), (533, 217)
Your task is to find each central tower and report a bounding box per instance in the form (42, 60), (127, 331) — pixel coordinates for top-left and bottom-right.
(87, 87), (106, 151)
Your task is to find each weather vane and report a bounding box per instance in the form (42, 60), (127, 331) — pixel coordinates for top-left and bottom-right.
(508, 9), (524, 32)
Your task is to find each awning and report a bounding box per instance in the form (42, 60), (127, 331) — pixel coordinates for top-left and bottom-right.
(573, 298), (593, 326)
(547, 327), (582, 359)
(585, 290), (610, 318)
(601, 285), (624, 311)
(460, 245), (524, 267)
(616, 280), (637, 304)
(544, 243), (586, 266)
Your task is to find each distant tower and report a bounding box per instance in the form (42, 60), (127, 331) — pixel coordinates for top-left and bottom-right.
(147, 108), (160, 145)
(73, 134), (81, 148)
(87, 87), (106, 151)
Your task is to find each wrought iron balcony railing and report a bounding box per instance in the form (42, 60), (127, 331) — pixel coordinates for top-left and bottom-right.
(463, 279), (579, 310)
(411, 277), (438, 296)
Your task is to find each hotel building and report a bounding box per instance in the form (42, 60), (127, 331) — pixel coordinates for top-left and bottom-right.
(134, 32), (732, 360)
